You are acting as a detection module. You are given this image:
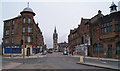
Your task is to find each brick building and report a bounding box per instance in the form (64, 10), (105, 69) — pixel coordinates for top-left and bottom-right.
(68, 18), (90, 56)
(2, 4), (44, 56)
(58, 42), (68, 52)
(91, 2), (120, 59)
(68, 2), (120, 59)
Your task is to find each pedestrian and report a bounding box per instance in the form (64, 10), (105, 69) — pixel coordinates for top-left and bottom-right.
(72, 51), (73, 55)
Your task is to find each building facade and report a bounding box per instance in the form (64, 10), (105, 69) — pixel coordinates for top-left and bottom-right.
(2, 4), (44, 56)
(53, 27), (58, 51)
(68, 2), (120, 59)
(58, 42), (68, 52)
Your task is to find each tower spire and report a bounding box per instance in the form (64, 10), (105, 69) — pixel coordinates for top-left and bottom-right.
(54, 26), (56, 33)
(27, 2), (29, 7)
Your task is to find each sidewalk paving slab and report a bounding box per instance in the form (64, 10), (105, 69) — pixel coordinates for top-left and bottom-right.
(77, 62), (119, 70)
(71, 55), (120, 62)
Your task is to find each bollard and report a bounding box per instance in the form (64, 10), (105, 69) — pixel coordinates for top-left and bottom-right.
(80, 56), (83, 63)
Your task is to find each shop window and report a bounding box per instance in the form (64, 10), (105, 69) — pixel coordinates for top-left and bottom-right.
(12, 48), (16, 51)
(17, 48), (21, 51)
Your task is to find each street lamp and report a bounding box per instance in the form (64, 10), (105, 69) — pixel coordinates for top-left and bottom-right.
(83, 33), (86, 63)
(21, 39), (25, 64)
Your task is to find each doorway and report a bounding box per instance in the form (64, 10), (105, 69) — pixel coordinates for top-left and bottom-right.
(108, 45), (112, 58)
(27, 47), (30, 56)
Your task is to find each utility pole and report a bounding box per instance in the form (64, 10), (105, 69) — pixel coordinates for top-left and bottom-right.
(83, 34), (85, 63)
(23, 39), (25, 64)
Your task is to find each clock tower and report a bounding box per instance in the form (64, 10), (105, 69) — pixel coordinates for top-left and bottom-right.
(53, 27), (58, 51)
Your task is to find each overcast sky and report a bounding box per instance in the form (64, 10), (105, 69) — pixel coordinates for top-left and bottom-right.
(0, 0), (119, 48)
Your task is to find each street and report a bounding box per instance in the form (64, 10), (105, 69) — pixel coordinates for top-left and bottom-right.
(2, 52), (115, 71)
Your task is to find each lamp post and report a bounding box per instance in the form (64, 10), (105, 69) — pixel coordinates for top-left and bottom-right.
(83, 34), (85, 63)
(21, 39), (25, 64)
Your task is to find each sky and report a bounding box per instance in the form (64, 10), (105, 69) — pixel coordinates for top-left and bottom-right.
(0, 0), (119, 48)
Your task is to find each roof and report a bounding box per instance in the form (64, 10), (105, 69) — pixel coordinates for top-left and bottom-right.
(20, 7), (36, 16)
(4, 15), (22, 22)
(110, 2), (117, 8)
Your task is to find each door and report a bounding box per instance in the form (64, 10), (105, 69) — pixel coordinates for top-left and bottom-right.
(108, 45), (112, 58)
(27, 47), (30, 56)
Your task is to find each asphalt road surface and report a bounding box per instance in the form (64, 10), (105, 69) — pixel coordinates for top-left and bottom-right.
(2, 52), (114, 71)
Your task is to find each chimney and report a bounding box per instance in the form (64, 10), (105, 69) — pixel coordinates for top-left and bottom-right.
(37, 23), (38, 27)
(98, 10), (101, 14)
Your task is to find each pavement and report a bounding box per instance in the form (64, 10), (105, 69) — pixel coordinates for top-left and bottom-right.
(71, 55), (120, 70)
(2, 53), (46, 59)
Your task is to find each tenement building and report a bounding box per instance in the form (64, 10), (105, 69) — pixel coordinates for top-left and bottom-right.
(2, 3), (44, 56)
(68, 2), (120, 59)
(58, 42), (68, 52)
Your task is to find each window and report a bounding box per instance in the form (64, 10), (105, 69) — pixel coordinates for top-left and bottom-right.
(87, 24), (89, 30)
(93, 43), (104, 53)
(116, 42), (120, 55)
(12, 30), (14, 34)
(23, 27), (25, 33)
(12, 20), (14, 25)
(17, 48), (21, 51)
(101, 24), (104, 34)
(23, 18), (26, 23)
(110, 22), (113, 32)
(28, 26), (31, 33)
(107, 23), (109, 32)
(5, 38), (9, 44)
(27, 36), (31, 42)
(104, 24), (106, 33)
(81, 36), (84, 44)
(12, 38), (14, 43)
(6, 30), (9, 35)
(6, 22), (10, 26)
(28, 18), (31, 24)
(115, 20), (119, 32)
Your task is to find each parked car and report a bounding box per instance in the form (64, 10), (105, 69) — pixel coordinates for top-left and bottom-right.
(48, 51), (53, 53)
(42, 51), (47, 55)
(63, 50), (68, 55)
